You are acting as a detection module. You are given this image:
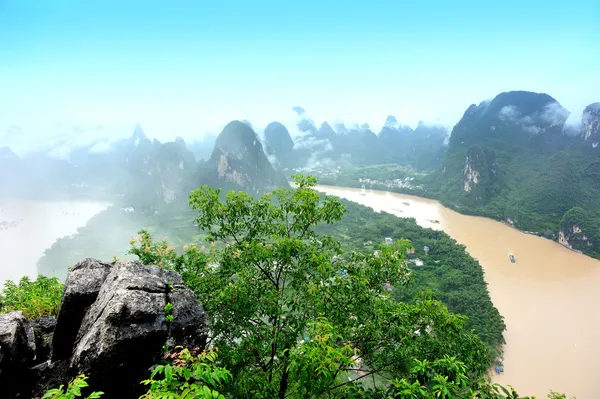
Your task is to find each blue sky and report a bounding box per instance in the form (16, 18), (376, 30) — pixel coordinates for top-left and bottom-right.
(0, 0), (599, 147)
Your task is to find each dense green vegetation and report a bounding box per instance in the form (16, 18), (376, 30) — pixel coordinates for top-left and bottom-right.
(318, 199), (505, 358)
(429, 92), (600, 258)
(36, 174), (505, 363)
(432, 140), (600, 237)
(122, 174), (538, 398)
(0, 275), (63, 318)
(5, 175), (572, 398)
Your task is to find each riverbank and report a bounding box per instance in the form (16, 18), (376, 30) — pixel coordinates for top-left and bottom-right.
(317, 177), (587, 256)
(0, 200), (111, 286)
(316, 184), (600, 399)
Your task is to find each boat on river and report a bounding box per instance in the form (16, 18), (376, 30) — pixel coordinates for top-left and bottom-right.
(360, 185), (367, 196)
(509, 253), (516, 263)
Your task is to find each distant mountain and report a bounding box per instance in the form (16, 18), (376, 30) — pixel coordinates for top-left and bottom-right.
(263, 122), (295, 167)
(199, 121), (289, 193)
(280, 107), (450, 168)
(116, 128), (198, 210)
(433, 91), (600, 258)
(293, 106), (317, 134)
(188, 134), (218, 162)
(0, 125), (196, 209)
(375, 116), (448, 169)
(1, 121), (292, 204)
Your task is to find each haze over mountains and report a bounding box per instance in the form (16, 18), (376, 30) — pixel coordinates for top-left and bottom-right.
(1, 106), (451, 203)
(2, 90), (599, 259)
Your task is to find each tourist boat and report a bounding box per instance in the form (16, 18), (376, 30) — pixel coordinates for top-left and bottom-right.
(509, 253), (516, 263)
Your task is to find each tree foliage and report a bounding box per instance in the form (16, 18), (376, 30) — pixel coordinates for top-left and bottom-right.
(129, 174), (498, 398)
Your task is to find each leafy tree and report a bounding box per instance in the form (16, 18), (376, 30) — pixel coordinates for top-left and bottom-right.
(130, 174), (492, 398)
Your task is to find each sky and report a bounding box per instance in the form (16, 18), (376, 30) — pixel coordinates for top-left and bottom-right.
(1, 0), (599, 150)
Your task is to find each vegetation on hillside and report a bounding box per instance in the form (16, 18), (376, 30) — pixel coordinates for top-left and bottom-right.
(319, 153), (600, 260)
(428, 92), (600, 258)
(123, 174), (567, 398)
(36, 174), (505, 363)
(318, 199), (505, 358)
(4, 175), (573, 398)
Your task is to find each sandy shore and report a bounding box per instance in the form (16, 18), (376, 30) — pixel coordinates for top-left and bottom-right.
(0, 200), (110, 286)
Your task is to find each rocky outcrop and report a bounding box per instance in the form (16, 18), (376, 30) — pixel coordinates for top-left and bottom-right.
(558, 207), (597, 253)
(52, 258), (113, 360)
(0, 311), (36, 398)
(31, 316), (56, 363)
(0, 258), (209, 399)
(462, 147), (498, 199)
(582, 103), (600, 147)
(463, 158), (479, 192)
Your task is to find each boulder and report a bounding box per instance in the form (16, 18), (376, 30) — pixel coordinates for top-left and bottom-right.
(0, 258), (209, 399)
(51, 258), (113, 361)
(0, 311), (36, 397)
(56, 259), (207, 398)
(31, 316), (56, 363)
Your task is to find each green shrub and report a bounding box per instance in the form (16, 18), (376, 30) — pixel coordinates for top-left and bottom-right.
(0, 275), (63, 318)
(42, 374), (103, 399)
(140, 347), (231, 399)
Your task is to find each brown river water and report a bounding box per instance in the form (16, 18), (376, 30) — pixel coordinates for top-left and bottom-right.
(316, 185), (600, 399)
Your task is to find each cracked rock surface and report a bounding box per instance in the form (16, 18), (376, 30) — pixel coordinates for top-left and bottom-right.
(0, 258), (209, 399)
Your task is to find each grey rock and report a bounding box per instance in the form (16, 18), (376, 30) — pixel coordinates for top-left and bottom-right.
(52, 258), (113, 361)
(30, 360), (68, 398)
(0, 259), (208, 399)
(0, 311), (36, 397)
(31, 316), (56, 363)
(67, 260), (208, 398)
(582, 102), (600, 145)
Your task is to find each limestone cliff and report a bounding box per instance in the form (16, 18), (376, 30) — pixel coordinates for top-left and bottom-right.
(201, 121), (289, 193)
(558, 207), (598, 255)
(582, 103), (600, 147)
(461, 146), (499, 200)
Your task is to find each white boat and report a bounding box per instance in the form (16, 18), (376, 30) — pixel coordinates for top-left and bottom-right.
(360, 185), (367, 196)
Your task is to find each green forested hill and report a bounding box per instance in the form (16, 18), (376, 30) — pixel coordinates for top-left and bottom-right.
(431, 91), (600, 258)
(317, 199), (506, 357)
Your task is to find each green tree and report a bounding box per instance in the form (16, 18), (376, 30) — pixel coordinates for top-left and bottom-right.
(130, 174), (492, 398)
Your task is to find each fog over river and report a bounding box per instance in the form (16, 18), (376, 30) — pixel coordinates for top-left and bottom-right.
(0, 200), (110, 286)
(317, 185), (600, 399)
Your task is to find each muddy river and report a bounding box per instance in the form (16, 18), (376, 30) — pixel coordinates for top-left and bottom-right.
(316, 185), (600, 399)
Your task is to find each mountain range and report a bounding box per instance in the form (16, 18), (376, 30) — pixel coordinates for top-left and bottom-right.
(0, 122), (287, 209)
(2, 91), (599, 258)
(262, 110), (449, 169)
